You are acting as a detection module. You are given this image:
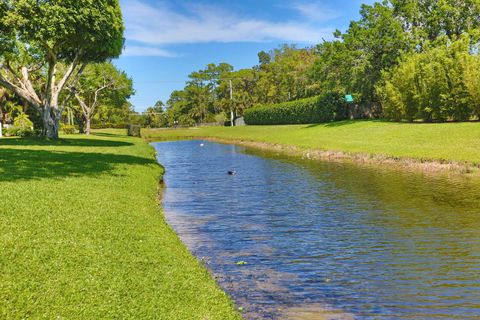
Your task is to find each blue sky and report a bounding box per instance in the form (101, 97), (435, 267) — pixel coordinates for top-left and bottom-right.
(115, 0), (375, 112)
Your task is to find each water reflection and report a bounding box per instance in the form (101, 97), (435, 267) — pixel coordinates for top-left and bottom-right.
(153, 140), (480, 320)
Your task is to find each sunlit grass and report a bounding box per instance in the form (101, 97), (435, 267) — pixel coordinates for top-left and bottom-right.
(0, 130), (240, 319)
(143, 121), (480, 164)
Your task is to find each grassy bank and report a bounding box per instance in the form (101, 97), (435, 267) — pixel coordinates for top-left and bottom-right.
(0, 130), (240, 319)
(143, 121), (480, 166)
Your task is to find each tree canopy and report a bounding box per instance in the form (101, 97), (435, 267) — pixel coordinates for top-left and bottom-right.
(0, 0), (124, 137)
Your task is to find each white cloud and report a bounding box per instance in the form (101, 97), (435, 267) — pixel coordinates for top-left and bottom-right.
(121, 0), (334, 47)
(291, 2), (340, 22)
(122, 45), (177, 57)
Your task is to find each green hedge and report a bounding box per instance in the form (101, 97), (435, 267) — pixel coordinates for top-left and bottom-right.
(90, 123), (127, 129)
(244, 93), (348, 125)
(127, 124), (142, 137)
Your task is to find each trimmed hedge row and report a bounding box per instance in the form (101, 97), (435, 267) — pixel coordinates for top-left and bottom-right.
(244, 93), (348, 125)
(90, 123), (128, 129)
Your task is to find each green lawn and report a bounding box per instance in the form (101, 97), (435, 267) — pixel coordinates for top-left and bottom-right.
(0, 130), (240, 319)
(143, 121), (480, 164)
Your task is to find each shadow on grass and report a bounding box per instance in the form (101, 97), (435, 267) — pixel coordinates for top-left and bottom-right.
(0, 149), (156, 182)
(0, 137), (133, 147)
(92, 132), (127, 138)
(304, 119), (385, 129)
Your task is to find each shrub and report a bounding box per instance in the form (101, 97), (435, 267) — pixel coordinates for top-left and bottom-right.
(62, 124), (76, 135)
(90, 123), (127, 129)
(3, 127), (18, 137)
(7, 113), (34, 137)
(127, 124), (141, 137)
(215, 113), (226, 125)
(377, 36), (480, 122)
(244, 93), (347, 125)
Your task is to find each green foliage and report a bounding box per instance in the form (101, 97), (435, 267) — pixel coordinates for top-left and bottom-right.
(244, 93), (347, 125)
(93, 103), (134, 127)
(61, 124), (76, 135)
(0, 0), (124, 62)
(164, 45), (319, 126)
(158, 1), (480, 125)
(90, 122), (127, 129)
(389, 0), (480, 44)
(165, 63), (234, 126)
(127, 124), (141, 137)
(0, 0), (125, 138)
(2, 127), (16, 137)
(143, 102), (167, 128)
(69, 62), (134, 134)
(463, 53), (480, 117)
(311, 3), (409, 107)
(7, 112), (34, 137)
(377, 36), (480, 122)
(214, 113), (226, 125)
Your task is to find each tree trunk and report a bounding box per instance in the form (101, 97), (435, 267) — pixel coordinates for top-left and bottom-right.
(78, 119), (85, 134)
(85, 117), (91, 135)
(42, 105), (61, 139)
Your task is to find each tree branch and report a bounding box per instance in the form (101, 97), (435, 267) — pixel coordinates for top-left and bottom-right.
(21, 67), (42, 104)
(56, 51), (82, 98)
(59, 63), (87, 113)
(74, 92), (89, 118)
(0, 74), (41, 110)
(4, 61), (23, 87)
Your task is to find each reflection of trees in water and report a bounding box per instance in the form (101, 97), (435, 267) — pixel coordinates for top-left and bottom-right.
(159, 141), (480, 319)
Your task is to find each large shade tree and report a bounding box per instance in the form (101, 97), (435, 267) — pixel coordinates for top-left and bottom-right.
(0, 0), (124, 138)
(70, 62), (133, 135)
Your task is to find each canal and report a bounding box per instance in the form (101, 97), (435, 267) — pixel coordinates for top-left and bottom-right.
(153, 140), (480, 319)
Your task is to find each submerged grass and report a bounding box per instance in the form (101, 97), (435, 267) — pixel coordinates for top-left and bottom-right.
(0, 129), (240, 319)
(142, 121), (480, 165)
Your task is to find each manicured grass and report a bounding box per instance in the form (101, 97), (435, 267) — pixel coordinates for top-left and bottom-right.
(0, 129), (240, 319)
(143, 121), (480, 164)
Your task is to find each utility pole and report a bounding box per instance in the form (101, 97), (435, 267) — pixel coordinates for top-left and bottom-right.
(229, 79), (234, 127)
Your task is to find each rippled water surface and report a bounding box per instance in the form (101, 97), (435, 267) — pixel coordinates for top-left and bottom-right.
(153, 140), (480, 320)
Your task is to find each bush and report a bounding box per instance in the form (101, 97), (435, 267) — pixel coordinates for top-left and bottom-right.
(3, 127), (18, 137)
(62, 124), (76, 135)
(6, 113), (34, 137)
(127, 124), (141, 137)
(377, 36), (480, 122)
(215, 113), (226, 125)
(90, 123), (127, 129)
(244, 93), (347, 125)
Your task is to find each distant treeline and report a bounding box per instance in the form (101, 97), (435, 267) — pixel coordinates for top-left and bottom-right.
(149, 0), (480, 126)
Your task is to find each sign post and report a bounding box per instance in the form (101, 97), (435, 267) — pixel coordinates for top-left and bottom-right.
(0, 123), (2, 138)
(345, 95), (354, 120)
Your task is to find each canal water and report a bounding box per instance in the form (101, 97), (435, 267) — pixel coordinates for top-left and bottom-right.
(152, 140), (480, 320)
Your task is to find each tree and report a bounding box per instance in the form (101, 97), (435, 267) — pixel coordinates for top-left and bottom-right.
(0, 0), (124, 138)
(377, 35), (479, 122)
(70, 63), (133, 135)
(217, 69), (258, 119)
(390, 0), (480, 44)
(144, 101), (167, 128)
(0, 87), (9, 126)
(311, 3), (409, 111)
(254, 45), (318, 104)
(258, 51), (271, 66)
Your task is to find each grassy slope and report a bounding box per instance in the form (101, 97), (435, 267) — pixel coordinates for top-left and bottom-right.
(143, 121), (480, 164)
(0, 130), (240, 319)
